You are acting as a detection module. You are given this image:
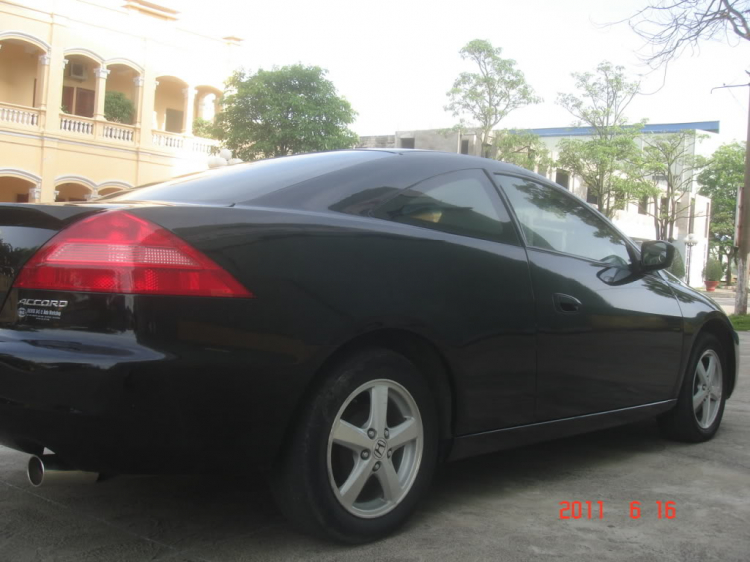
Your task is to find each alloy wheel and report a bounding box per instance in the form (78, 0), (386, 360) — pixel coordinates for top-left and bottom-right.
(693, 349), (723, 429)
(326, 379), (423, 519)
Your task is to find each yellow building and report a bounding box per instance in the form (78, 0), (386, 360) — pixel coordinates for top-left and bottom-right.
(0, 0), (241, 203)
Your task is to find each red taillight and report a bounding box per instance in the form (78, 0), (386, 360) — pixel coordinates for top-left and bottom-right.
(14, 211), (253, 298)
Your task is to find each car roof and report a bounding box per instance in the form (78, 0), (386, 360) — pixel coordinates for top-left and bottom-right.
(100, 149), (548, 209)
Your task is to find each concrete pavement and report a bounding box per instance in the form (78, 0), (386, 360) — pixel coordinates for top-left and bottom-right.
(1, 337), (749, 562)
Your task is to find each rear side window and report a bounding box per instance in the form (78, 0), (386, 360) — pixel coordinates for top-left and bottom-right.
(102, 151), (392, 205)
(373, 169), (518, 245)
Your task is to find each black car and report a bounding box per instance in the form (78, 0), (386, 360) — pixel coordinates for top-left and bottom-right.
(0, 150), (738, 542)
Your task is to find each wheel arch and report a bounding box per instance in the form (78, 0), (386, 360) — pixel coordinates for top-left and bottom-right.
(278, 329), (457, 465)
(695, 318), (737, 398)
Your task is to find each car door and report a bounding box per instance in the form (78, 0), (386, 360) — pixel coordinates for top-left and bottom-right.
(371, 168), (538, 434)
(493, 173), (684, 422)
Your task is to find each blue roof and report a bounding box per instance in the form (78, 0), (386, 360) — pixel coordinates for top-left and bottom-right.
(528, 121), (720, 137)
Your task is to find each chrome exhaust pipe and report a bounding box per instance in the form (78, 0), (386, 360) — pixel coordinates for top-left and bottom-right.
(27, 454), (99, 487)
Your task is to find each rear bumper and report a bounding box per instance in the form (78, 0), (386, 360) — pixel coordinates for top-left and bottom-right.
(0, 330), (310, 474)
(0, 399), (187, 474)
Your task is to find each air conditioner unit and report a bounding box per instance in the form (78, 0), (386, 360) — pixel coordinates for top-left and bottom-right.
(69, 62), (87, 81)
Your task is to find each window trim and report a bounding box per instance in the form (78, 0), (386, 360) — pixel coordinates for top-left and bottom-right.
(492, 172), (640, 266)
(370, 167), (521, 246)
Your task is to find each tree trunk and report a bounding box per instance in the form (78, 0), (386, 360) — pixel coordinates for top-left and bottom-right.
(725, 252), (733, 286)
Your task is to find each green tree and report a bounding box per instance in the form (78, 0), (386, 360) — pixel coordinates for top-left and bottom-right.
(445, 39), (540, 157)
(214, 65), (359, 160)
(556, 62), (644, 219)
(669, 247), (686, 279)
(492, 129), (552, 173)
(104, 91), (134, 124)
(629, 130), (705, 241)
(698, 142), (745, 284)
(192, 117), (217, 140)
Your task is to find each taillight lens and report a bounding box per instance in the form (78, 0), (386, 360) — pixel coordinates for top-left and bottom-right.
(14, 211), (252, 298)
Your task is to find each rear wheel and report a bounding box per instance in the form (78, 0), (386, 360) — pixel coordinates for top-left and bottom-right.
(274, 348), (438, 543)
(659, 333), (727, 442)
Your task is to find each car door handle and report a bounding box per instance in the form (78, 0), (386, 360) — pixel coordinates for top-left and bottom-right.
(553, 293), (582, 314)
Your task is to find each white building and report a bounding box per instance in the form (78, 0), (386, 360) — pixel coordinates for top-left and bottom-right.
(359, 121), (719, 288)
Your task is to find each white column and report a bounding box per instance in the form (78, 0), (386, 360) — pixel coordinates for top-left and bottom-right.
(35, 54), (51, 126)
(182, 87), (196, 136)
(93, 67), (110, 120)
(132, 76), (144, 126)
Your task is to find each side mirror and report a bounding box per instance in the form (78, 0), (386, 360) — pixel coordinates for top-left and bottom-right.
(640, 240), (675, 272)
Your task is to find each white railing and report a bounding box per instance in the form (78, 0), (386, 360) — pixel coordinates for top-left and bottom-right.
(102, 123), (135, 143)
(60, 114), (94, 135)
(152, 131), (184, 149)
(0, 102), (40, 127)
(191, 137), (219, 154)
(152, 132), (219, 154)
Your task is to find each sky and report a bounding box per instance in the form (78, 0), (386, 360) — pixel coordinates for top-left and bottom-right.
(174, 0), (750, 145)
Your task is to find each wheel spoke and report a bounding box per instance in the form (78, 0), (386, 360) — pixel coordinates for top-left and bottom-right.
(710, 387), (722, 401)
(706, 357), (717, 386)
(339, 459), (372, 509)
(368, 385), (389, 433)
(388, 417), (419, 450)
(332, 420), (371, 451)
(701, 396), (711, 426)
(693, 388), (708, 411)
(376, 459), (402, 503)
(696, 361), (709, 386)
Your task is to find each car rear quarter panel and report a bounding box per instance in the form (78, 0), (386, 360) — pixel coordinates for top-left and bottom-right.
(129, 204), (538, 437)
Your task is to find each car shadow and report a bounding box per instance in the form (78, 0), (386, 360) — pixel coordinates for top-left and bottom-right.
(0, 418), (685, 559)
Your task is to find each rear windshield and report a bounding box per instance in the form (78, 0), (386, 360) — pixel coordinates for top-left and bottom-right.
(102, 151), (392, 205)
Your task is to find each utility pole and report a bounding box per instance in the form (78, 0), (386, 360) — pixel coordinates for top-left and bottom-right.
(713, 78), (750, 314)
(737, 80), (750, 315)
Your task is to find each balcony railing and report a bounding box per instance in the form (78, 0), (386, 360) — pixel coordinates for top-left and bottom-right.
(0, 102), (41, 128)
(60, 114), (94, 135)
(152, 131), (184, 149)
(152, 131), (219, 154)
(191, 137), (219, 155)
(102, 123), (135, 143)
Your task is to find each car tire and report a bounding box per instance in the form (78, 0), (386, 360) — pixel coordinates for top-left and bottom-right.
(273, 347), (438, 543)
(659, 333), (727, 442)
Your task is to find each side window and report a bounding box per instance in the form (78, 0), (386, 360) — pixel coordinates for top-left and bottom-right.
(495, 174), (631, 265)
(373, 169), (518, 245)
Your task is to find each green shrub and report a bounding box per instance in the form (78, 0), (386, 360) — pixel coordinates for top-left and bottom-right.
(104, 91), (134, 124)
(704, 258), (723, 282)
(668, 248), (685, 279)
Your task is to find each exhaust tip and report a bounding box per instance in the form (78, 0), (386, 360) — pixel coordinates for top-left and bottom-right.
(27, 455), (44, 487)
(26, 454), (99, 487)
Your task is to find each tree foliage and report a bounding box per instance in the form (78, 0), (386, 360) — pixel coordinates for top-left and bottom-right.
(556, 62), (643, 218)
(629, 0), (750, 68)
(669, 246), (687, 278)
(698, 142), (745, 282)
(629, 130), (705, 240)
(492, 129), (553, 173)
(445, 40), (540, 156)
(214, 65), (359, 160)
(104, 91), (134, 124)
(557, 62), (640, 136)
(192, 117), (218, 139)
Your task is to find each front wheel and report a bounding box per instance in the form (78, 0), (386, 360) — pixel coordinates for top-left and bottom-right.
(273, 348), (438, 543)
(659, 333), (727, 442)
